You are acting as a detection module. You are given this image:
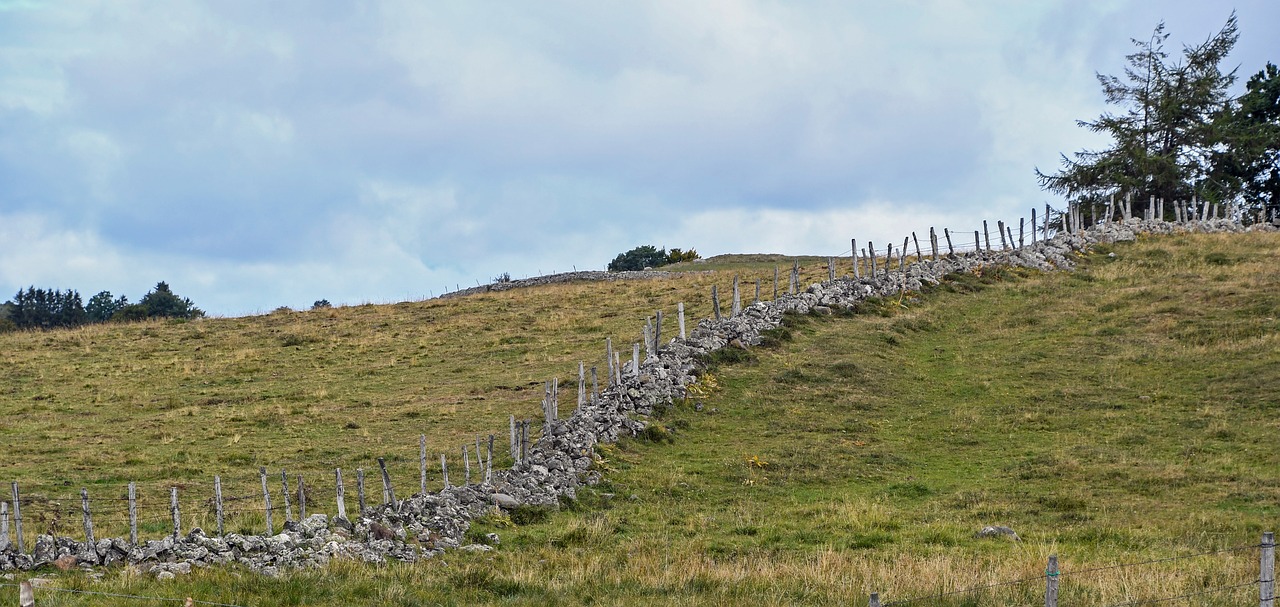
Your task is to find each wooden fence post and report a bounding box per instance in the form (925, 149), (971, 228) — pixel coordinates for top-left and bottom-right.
(260, 468), (273, 534)
(632, 343), (640, 375)
(869, 592), (880, 607)
(677, 303), (686, 339)
(377, 457), (397, 508)
(213, 476), (224, 537)
(997, 220), (1008, 249)
(605, 337), (614, 386)
(828, 257), (835, 281)
(641, 323), (651, 361)
(170, 487), (180, 540)
(851, 239), (861, 279)
(711, 285), (721, 320)
(590, 367), (599, 405)
(754, 281), (760, 304)
(486, 435), (495, 484)
(983, 220), (991, 251)
(1045, 554), (1059, 607)
(655, 310), (663, 350)
(868, 242), (877, 276)
(19, 580), (33, 607)
(929, 228), (938, 259)
(441, 454), (451, 488)
(732, 276), (741, 316)
(1006, 225), (1015, 251)
(1032, 208), (1038, 242)
(419, 434), (428, 494)
(1, 501), (8, 551)
(578, 362), (586, 411)
(510, 415), (518, 459)
(944, 228), (954, 256)
(1045, 203), (1052, 237)
(128, 482), (137, 545)
(773, 266), (779, 299)
(356, 468), (366, 513)
(613, 352), (621, 384)
(912, 232), (922, 261)
(335, 468), (347, 521)
(973, 230), (980, 253)
(463, 445), (472, 485)
(298, 475), (306, 519)
(11, 482), (22, 553)
(1019, 218), (1025, 248)
(521, 420), (530, 462)
(281, 470), (293, 523)
(1262, 531), (1275, 607)
(80, 488), (94, 547)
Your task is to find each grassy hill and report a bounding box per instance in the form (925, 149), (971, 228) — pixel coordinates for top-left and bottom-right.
(3, 231), (1279, 605)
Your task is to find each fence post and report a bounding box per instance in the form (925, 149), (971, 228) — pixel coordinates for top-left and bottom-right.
(80, 488), (94, 546)
(655, 310), (663, 350)
(19, 580), (33, 607)
(1019, 218), (1025, 248)
(677, 303), (686, 339)
(1, 501), (8, 551)
(1032, 208), (1038, 242)
(590, 367), (599, 405)
(297, 475), (306, 519)
(170, 487), (180, 540)
(912, 232), (922, 261)
(1045, 203), (1052, 237)
(441, 454), (451, 488)
(869, 592), (880, 607)
(1262, 531), (1275, 607)
(281, 470), (293, 523)
(11, 482), (22, 553)
(791, 262), (799, 293)
(732, 276), (741, 316)
(605, 337), (614, 386)
(1045, 554), (1059, 607)
(983, 221), (992, 251)
(828, 257), (835, 281)
(510, 415), (518, 459)
(632, 343), (640, 375)
(944, 228), (954, 256)
(774, 266), (779, 299)
(355, 467), (367, 513)
(419, 435), (428, 494)
(260, 468), (273, 534)
(486, 435), (494, 483)
(851, 239), (861, 279)
(521, 420), (530, 462)
(463, 445), (472, 485)
(997, 220), (1008, 249)
(335, 468), (347, 521)
(929, 228), (938, 259)
(1006, 225), (1015, 250)
(377, 457), (397, 508)
(577, 362), (586, 412)
(868, 242), (877, 276)
(128, 482), (137, 545)
(213, 476), (224, 537)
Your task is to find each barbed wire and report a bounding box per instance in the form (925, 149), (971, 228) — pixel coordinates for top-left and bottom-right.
(1099, 579), (1259, 606)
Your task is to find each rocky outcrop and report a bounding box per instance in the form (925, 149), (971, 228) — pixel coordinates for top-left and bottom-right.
(0, 218), (1271, 576)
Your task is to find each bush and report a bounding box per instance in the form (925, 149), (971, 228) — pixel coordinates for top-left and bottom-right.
(667, 248), (701, 264)
(608, 245), (669, 271)
(312, 299), (332, 309)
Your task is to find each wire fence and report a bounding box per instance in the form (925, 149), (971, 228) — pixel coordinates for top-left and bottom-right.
(0, 581), (247, 606)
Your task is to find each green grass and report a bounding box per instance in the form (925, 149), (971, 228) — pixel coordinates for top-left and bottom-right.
(3, 232), (1279, 606)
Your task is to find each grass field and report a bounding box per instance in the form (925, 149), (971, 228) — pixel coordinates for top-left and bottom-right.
(3, 231), (1279, 606)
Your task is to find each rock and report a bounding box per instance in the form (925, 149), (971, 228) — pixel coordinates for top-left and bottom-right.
(156, 570), (175, 581)
(975, 525), (1021, 541)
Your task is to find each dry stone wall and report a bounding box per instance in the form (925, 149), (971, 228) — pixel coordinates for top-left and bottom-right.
(0, 217), (1272, 577)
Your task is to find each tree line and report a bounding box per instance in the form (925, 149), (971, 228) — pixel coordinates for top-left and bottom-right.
(0, 281), (203, 332)
(1038, 12), (1280, 223)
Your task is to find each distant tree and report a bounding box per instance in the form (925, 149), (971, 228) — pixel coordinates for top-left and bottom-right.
(666, 248), (701, 264)
(608, 245), (670, 272)
(86, 291), (129, 323)
(113, 282), (203, 321)
(312, 299), (332, 309)
(9, 287), (85, 329)
(1210, 62), (1280, 221)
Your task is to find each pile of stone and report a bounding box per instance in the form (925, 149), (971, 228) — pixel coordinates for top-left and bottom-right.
(0, 217), (1272, 576)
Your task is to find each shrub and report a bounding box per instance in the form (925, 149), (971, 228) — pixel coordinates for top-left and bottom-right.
(608, 245), (669, 272)
(312, 299), (332, 309)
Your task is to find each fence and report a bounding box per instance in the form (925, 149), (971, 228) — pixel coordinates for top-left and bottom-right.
(869, 533), (1274, 606)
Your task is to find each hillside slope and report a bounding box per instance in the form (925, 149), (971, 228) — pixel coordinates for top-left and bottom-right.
(3, 230), (1279, 605)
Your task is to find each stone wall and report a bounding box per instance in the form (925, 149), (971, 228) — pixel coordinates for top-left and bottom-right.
(0, 218), (1271, 576)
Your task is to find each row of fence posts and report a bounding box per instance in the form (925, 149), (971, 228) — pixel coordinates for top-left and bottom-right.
(869, 533), (1274, 607)
(1061, 192), (1223, 234)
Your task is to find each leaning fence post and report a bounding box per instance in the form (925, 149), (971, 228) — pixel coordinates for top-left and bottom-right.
(80, 487), (94, 547)
(377, 457), (397, 508)
(128, 482), (137, 545)
(773, 266), (779, 298)
(944, 228), (954, 256)
(1262, 531), (1275, 607)
(521, 420), (530, 462)
(997, 220), (1007, 249)
(11, 481), (22, 553)
(1045, 554), (1059, 607)
(281, 470), (293, 523)
(213, 476), (224, 537)
(335, 468), (347, 521)
(356, 468), (367, 513)
(912, 232), (922, 261)
(869, 592), (880, 607)
(260, 468), (273, 534)
(170, 487), (180, 540)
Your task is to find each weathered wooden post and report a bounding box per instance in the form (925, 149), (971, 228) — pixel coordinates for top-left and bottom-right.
(983, 220), (991, 251)
(510, 415), (518, 459)
(851, 239), (861, 278)
(605, 337), (614, 386)
(1262, 531), (1275, 607)
(732, 276), (741, 316)
(127, 482), (137, 545)
(213, 477), (224, 537)
(754, 281), (760, 304)
(297, 475), (306, 519)
(590, 367), (599, 405)
(944, 228), (954, 256)
(80, 488), (94, 546)
(1, 502), (9, 552)
(973, 230), (980, 253)
(868, 241), (876, 276)
(711, 285), (721, 320)
(260, 468), (273, 534)
(655, 310), (663, 349)
(356, 468), (366, 513)
(1045, 203), (1052, 237)
(773, 266), (779, 299)
(441, 453), (451, 489)
(521, 419), (530, 463)
(170, 487), (180, 540)
(677, 303), (686, 339)
(377, 457), (397, 508)
(463, 445), (471, 485)
(281, 470), (293, 523)
(632, 343), (640, 373)
(997, 220), (1008, 249)
(912, 232), (922, 261)
(1019, 218), (1025, 248)
(1006, 225), (1015, 250)
(486, 435), (495, 483)
(335, 468), (347, 521)
(828, 257), (835, 281)
(419, 435), (428, 494)
(577, 362), (586, 412)
(11, 482), (22, 553)
(929, 228), (938, 259)
(1045, 554), (1059, 607)
(869, 592), (880, 607)
(641, 323), (651, 361)
(790, 262), (799, 294)
(1032, 208), (1038, 242)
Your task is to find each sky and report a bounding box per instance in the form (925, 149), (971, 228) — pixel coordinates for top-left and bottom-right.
(1, 1), (1277, 316)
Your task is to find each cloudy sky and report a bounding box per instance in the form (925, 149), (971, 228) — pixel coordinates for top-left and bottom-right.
(1, 1), (1276, 315)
